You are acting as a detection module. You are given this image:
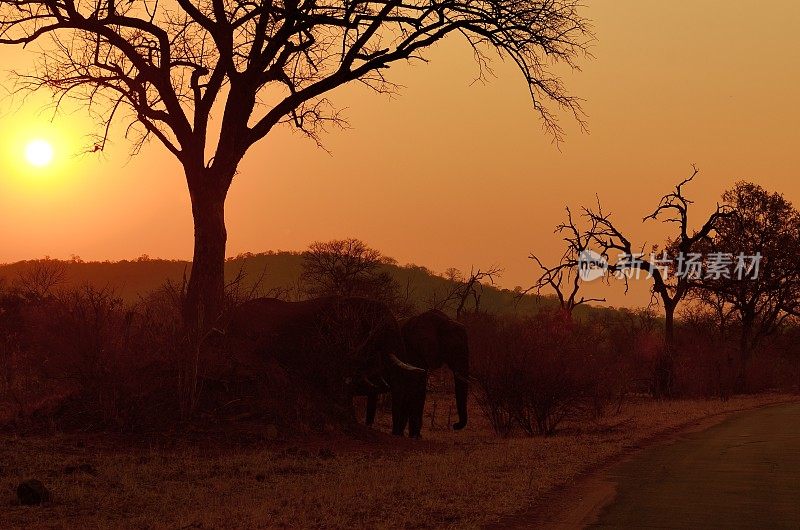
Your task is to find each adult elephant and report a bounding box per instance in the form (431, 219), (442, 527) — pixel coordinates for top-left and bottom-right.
(222, 296), (426, 426)
(387, 309), (470, 437)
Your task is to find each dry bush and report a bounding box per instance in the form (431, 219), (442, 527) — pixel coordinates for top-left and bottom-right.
(466, 307), (661, 437)
(468, 311), (611, 436)
(671, 309), (800, 399)
(0, 279), (190, 430)
(19, 285), (185, 429)
(586, 307), (662, 398)
(0, 269), (394, 433)
(740, 324), (800, 395)
(672, 311), (737, 398)
(771, 327), (800, 391)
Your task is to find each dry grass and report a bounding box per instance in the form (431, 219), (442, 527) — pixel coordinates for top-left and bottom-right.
(0, 393), (795, 529)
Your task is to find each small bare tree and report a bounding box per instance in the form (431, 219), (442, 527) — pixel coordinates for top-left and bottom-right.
(528, 206), (605, 320)
(430, 266), (501, 319)
(0, 0), (592, 332)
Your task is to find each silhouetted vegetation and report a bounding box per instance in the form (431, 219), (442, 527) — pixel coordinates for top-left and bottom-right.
(2, 176), (800, 436)
(0, 251), (556, 315)
(580, 167), (732, 397)
(529, 172), (800, 404)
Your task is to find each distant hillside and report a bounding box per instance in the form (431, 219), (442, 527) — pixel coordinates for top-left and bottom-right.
(0, 252), (588, 316)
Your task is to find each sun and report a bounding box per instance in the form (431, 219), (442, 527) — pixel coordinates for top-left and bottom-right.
(25, 139), (54, 167)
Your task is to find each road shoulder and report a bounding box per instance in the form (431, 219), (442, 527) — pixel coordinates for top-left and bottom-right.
(486, 397), (800, 529)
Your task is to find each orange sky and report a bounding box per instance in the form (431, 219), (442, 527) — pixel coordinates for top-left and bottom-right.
(1, 1), (799, 307)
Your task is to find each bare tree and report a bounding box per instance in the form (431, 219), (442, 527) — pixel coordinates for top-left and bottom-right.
(431, 266), (501, 319)
(0, 0), (592, 332)
(528, 206), (605, 320)
(640, 166), (731, 346)
(585, 166), (730, 397)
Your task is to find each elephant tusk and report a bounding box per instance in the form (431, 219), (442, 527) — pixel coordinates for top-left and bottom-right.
(389, 353), (426, 373)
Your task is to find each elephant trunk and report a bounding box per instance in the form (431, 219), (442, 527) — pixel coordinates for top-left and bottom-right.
(453, 371), (469, 430)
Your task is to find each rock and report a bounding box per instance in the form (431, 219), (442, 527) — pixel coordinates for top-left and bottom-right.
(255, 473), (267, 482)
(16, 479), (51, 506)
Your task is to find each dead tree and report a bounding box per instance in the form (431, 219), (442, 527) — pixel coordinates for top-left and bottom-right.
(528, 206), (605, 320)
(585, 166), (730, 397)
(0, 0), (592, 333)
(432, 266), (501, 319)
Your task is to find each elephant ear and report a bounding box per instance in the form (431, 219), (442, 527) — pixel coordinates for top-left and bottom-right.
(403, 313), (443, 370)
(440, 321), (469, 371)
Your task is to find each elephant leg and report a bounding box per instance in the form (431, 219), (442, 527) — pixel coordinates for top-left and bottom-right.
(408, 374), (428, 438)
(408, 412), (422, 438)
(365, 393), (378, 426)
(452, 373), (469, 430)
(391, 394), (408, 436)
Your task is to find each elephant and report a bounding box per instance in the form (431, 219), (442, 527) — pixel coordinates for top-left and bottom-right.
(378, 309), (470, 437)
(222, 296), (427, 425)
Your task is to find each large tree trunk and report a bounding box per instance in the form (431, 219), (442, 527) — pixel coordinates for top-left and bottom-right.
(654, 303), (676, 398)
(184, 182), (229, 335)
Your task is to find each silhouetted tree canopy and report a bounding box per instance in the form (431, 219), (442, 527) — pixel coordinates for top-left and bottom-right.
(0, 0), (592, 330)
(554, 167), (730, 396)
(698, 182), (800, 390)
(301, 238), (398, 301)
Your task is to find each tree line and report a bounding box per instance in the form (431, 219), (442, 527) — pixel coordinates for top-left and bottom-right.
(531, 168), (800, 398)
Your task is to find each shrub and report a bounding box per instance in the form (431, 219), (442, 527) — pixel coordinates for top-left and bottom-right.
(469, 311), (605, 436)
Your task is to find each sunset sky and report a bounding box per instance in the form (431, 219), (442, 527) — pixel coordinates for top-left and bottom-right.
(1, 1), (798, 307)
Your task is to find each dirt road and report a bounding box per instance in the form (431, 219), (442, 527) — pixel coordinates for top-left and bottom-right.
(591, 402), (800, 528)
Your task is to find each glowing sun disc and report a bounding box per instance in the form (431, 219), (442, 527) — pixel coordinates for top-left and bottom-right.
(25, 139), (54, 167)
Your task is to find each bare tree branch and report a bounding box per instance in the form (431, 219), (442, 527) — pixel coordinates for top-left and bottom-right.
(526, 206), (605, 318)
